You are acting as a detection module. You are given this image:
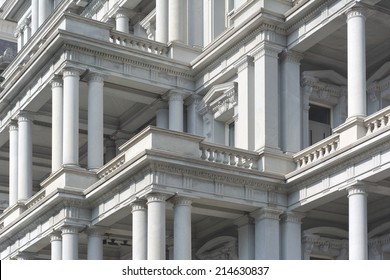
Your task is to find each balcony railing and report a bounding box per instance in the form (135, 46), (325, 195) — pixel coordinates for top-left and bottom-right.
(294, 134), (340, 169)
(110, 30), (169, 57)
(199, 142), (260, 170)
(365, 106), (390, 136)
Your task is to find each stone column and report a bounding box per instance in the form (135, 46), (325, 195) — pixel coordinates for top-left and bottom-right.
(172, 197), (192, 260)
(186, 95), (203, 136)
(51, 77), (63, 172)
(346, 7), (367, 119)
(280, 51), (303, 153)
(234, 215), (255, 260)
(9, 121), (18, 206)
(15, 26), (23, 52)
(87, 73), (104, 171)
(131, 201), (147, 260)
(155, 101), (169, 129)
(168, 0), (187, 43)
(22, 18), (31, 45)
(31, 0), (39, 33)
(116, 8), (130, 34)
(50, 231), (62, 260)
(251, 208), (282, 259)
(168, 91), (184, 132)
(62, 226), (79, 260)
(156, 0), (168, 43)
(252, 42), (283, 151)
(87, 228), (104, 260)
(147, 193), (168, 260)
(348, 185), (368, 260)
(62, 68), (80, 167)
(39, 0), (51, 26)
(234, 56), (254, 150)
(188, 0), (203, 47)
(18, 112), (33, 202)
(301, 84), (312, 148)
(280, 212), (304, 260)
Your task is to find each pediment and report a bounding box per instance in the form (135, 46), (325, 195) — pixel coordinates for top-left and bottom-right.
(197, 82), (237, 116)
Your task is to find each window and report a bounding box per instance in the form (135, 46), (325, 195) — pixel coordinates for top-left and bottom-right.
(309, 104), (331, 145)
(228, 121), (235, 147)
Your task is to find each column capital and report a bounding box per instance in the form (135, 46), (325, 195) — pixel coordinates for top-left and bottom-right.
(250, 42), (283, 61)
(234, 55), (254, 73)
(146, 192), (169, 204)
(251, 208), (283, 221)
(131, 200), (147, 212)
(87, 72), (105, 83)
(347, 185), (367, 197)
(50, 76), (63, 88)
(167, 90), (189, 101)
(61, 225), (80, 235)
(280, 211), (305, 224)
(85, 226), (106, 237)
(346, 6), (369, 21)
(184, 94), (202, 106)
(279, 50), (304, 64)
(171, 196), (192, 207)
(234, 214), (254, 227)
(50, 231), (62, 242)
(18, 111), (33, 122)
(8, 120), (18, 131)
(62, 67), (82, 78)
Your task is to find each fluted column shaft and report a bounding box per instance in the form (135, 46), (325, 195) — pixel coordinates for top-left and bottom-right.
(132, 201), (147, 260)
(50, 232), (62, 260)
(87, 73), (104, 170)
(168, 92), (184, 132)
(9, 121), (18, 206)
(62, 226), (79, 260)
(62, 68), (80, 167)
(18, 112), (33, 201)
(347, 7), (367, 118)
(348, 186), (368, 260)
(173, 197), (192, 260)
(51, 78), (63, 172)
(147, 193), (167, 260)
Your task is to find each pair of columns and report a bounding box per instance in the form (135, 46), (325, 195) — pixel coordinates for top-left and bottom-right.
(31, 0), (52, 34)
(51, 69), (104, 172)
(50, 226), (104, 260)
(131, 194), (192, 260)
(8, 113), (33, 206)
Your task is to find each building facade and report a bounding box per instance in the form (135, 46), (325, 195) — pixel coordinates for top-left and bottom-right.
(0, 0), (390, 260)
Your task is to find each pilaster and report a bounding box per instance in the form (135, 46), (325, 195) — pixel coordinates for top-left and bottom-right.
(251, 207), (283, 259)
(8, 121), (18, 206)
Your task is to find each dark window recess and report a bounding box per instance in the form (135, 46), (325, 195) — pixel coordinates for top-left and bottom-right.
(228, 122), (235, 147)
(309, 104), (331, 125)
